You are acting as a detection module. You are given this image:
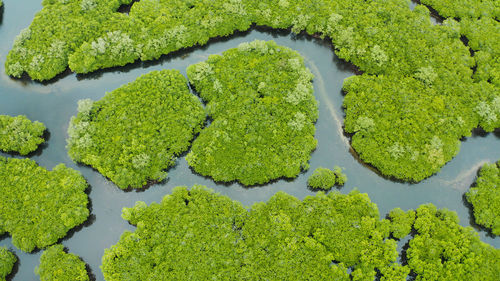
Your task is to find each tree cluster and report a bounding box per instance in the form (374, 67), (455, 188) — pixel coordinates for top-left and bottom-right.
(66, 70), (205, 189)
(7, 0), (499, 182)
(186, 40), (318, 185)
(466, 161), (500, 235)
(403, 204), (500, 280)
(307, 166), (347, 190)
(102, 185), (500, 280)
(420, 0), (499, 19)
(0, 247), (16, 281)
(0, 115), (46, 155)
(5, 0), (134, 80)
(102, 186), (404, 280)
(343, 75), (477, 181)
(0, 156), (89, 252)
(35, 244), (89, 281)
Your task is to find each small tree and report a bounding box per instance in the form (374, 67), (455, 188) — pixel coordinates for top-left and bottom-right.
(308, 167), (337, 190)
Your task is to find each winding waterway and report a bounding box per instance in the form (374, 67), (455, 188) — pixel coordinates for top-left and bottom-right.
(0, 1), (498, 280)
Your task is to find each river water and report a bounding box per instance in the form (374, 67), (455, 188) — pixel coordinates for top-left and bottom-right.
(0, 1), (498, 280)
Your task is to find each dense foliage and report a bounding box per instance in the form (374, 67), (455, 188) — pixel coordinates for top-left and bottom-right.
(308, 167), (336, 190)
(0, 115), (46, 155)
(343, 74), (479, 181)
(67, 70), (205, 189)
(5, 0), (134, 81)
(387, 208), (415, 239)
(186, 41), (318, 185)
(102, 186), (248, 280)
(466, 161), (500, 235)
(0, 247), (16, 281)
(5, 0), (480, 81)
(36, 244), (89, 281)
(405, 204), (500, 280)
(461, 17), (500, 88)
(0, 156), (89, 252)
(103, 186), (407, 280)
(307, 166), (346, 190)
(103, 186), (500, 280)
(419, 0), (500, 19)
(8, 0), (499, 182)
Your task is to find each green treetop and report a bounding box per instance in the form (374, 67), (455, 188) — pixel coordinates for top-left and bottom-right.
(405, 204), (500, 281)
(0, 247), (16, 281)
(308, 166), (347, 190)
(0, 156), (89, 252)
(466, 161), (500, 235)
(186, 40), (318, 185)
(0, 115), (46, 155)
(102, 186), (407, 280)
(66, 70), (205, 189)
(35, 244), (89, 281)
(102, 185), (500, 280)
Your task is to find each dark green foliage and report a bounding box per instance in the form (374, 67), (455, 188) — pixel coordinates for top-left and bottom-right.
(0, 115), (46, 155)
(102, 186), (408, 281)
(102, 186), (248, 280)
(103, 186), (500, 280)
(35, 244), (89, 281)
(461, 18), (500, 88)
(343, 74), (479, 181)
(466, 161), (500, 235)
(333, 165), (347, 185)
(406, 204), (500, 281)
(307, 166), (346, 190)
(419, 0), (500, 19)
(5, 0), (134, 81)
(6, 0), (478, 81)
(67, 70), (205, 189)
(69, 0), (252, 74)
(186, 40), (318, 185)
(388, 208), (415, 239)
(0, 247), (16, 281)
(241, 190), (404, 281)
(308, 167), (337, 190)
(0, 156), (89, 252)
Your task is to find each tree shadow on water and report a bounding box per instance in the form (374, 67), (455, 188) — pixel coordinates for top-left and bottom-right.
(5, 251), (19, 281)
(462, 181), (497, 239)
(0, 5), (4, 25)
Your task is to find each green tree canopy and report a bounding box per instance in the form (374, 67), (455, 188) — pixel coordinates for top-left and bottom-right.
(0, 115), (46, 155)
(103, 186), (500, 280)
(66, 70), (205, 189)
(102, 185), (248, 280)
(406, 204), (500, 280)
(35, 244), (89, 281)
(307, 166), (346, 190)
(0, 247), (16, 281)
(0, 157), (89, 252)
(102, 186), (407, 280)
(343, 74), (479, 181)
(466, 161), (500, 235)
(419, 0), (499, 19)
(186, 40), (318, 185)
(308, 167), (337, 190)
